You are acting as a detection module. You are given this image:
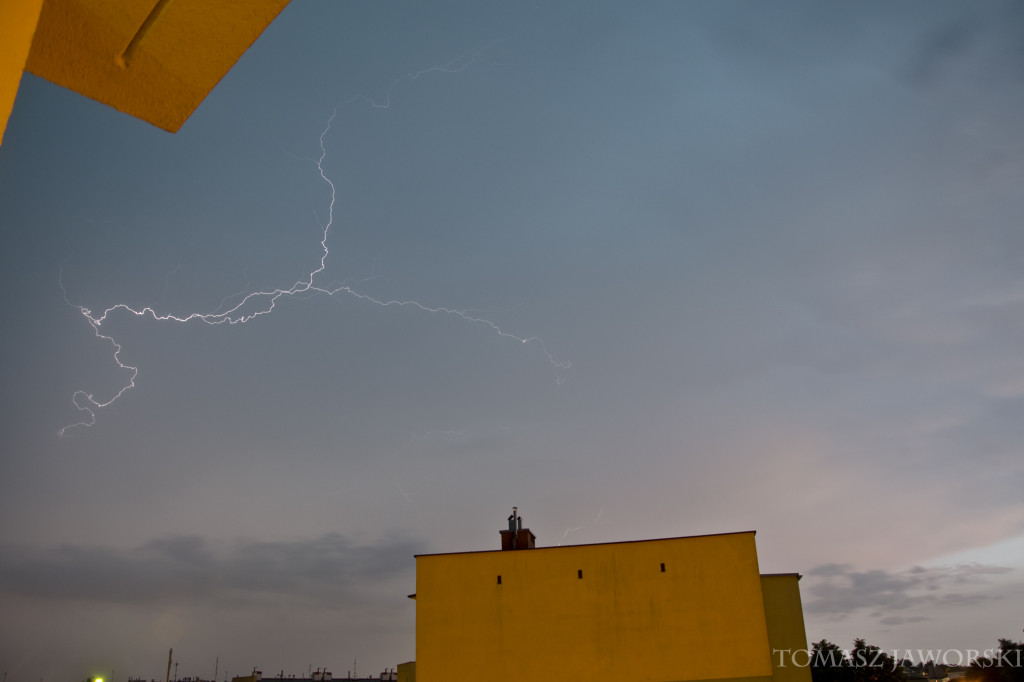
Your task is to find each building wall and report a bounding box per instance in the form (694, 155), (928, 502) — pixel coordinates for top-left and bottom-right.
(2, 0), (289, 144)
(415, 531), (776, 682)
(0, 0), (44, 145)
(761, 574), (813, 682)
(396, 661), (415, 682)
(24, 0), (290, 133)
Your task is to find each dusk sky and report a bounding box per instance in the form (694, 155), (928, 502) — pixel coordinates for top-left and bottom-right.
(2, 1), (1024, 679)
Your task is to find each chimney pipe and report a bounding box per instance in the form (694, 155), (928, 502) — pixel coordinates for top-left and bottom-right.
(500, 506), (536, 550)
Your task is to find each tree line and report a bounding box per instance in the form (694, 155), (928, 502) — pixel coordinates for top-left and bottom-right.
(807, 637), (1023, 682)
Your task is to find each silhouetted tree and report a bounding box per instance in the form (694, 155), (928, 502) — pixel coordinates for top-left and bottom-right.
(811, 639), (905, 682)
(969, 639), (1024, 682)
(850, 638), (905, 682)
(812, 639), (853, 682)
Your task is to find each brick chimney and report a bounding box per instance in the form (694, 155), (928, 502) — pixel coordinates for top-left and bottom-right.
(500, 506), (536, 550)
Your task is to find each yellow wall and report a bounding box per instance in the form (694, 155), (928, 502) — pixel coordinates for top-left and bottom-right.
(415, 532), (775, 682)
(396, 661), (416, 682)
(761, 575), (813, 682)
(0, 0), (44, 146)
(2, 0), (289, 144)
(25, 0), (290, 132)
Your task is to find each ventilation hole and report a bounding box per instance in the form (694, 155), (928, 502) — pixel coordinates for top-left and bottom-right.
(661, 563), (666, 572)
(578, 569), (583, 579)
(497, 575), (502, 584)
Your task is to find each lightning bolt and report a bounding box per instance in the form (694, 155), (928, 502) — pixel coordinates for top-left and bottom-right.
(558, 508), (604, 546)
(58, 50), (570, 438)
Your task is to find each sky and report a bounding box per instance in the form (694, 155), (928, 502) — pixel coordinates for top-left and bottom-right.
(2, 0), (1024, 679)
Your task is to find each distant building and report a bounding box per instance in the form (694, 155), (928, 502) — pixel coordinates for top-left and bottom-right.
(402, 509), (812, 682)
(247, 671), (393, 682)
(232, 671), (262, 682)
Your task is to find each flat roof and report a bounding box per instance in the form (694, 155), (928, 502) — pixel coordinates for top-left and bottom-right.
(414, 529), (757, 558)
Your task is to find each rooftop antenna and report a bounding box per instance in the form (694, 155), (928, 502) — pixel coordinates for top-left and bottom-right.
(508, 506), (519, 549)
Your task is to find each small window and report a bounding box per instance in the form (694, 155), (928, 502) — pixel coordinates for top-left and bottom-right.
(577, 569), (583, 579)
(497, 575), (502, 584)
(660, 563), (666, 572)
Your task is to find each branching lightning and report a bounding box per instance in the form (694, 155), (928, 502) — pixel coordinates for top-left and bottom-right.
(558, 508), (604, 546)
(58, 51), (570, 437)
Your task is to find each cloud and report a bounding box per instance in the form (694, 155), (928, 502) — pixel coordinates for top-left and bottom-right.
(0, 533), (424, 608)
(804, 562), (1014, 619)
(903, 18), (980, 87)
(878, 616), (932, 626)
(900, 3), (1024, 87)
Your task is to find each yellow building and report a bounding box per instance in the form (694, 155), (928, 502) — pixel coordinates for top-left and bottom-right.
(405, 511), (811, 682)
(1, 0), (290, 145)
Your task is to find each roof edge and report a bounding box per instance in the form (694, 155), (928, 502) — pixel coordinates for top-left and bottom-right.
(414, 529), (758, 558)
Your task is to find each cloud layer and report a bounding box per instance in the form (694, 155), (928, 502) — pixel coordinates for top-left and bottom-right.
(0, 534), (423, 608)
(804, 562), (1015, 619)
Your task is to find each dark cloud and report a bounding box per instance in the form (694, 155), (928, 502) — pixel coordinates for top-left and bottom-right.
(809, 563), (854, 578)
(879, 615), (931, 626)
(804, 562), (1013, 619)
(0, 533), (424, 607)
(904, 18), (979, 86)
(901, 2), (1024, 89)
